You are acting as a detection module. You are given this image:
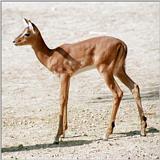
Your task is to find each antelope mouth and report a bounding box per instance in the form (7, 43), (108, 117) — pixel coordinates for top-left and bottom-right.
(13, 40), (17, 45)
(14, 43), (18, 46)
(13, 40), (22, 46)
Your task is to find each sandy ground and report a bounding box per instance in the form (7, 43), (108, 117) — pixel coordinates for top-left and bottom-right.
(2, 2), (160, 160)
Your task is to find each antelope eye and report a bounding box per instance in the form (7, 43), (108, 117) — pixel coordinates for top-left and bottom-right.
(24, 33), (30, 37)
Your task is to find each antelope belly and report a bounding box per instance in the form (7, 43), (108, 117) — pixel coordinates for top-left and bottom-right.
(74, 65), (96, 75)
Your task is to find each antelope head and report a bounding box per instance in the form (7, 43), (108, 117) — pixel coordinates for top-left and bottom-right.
(13, 18), (39, 46)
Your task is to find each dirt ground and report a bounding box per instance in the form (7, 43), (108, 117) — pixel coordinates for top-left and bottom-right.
(2, 2), (160, 160)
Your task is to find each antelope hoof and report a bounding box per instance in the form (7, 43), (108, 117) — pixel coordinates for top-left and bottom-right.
(103, 133), (109, 141)
(53, 137), (59, 144)
(141, 116), (147, 136)
(61, 132), (65, 138)
(140, 129), (147, 137)
(103, 127), (114, 141)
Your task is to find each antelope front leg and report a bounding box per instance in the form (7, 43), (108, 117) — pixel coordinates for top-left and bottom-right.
(61, 104), (68, 138)
(54, 74), (70, 144)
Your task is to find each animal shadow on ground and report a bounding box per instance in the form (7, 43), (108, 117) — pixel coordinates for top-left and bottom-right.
(116, 127), (159, 137)
(89, 89), (159, 103)
(2, 127), (159, 153)
(1, 139), (92, 153)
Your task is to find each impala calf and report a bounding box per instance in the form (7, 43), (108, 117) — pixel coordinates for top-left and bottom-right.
(13, 19), (147, 144)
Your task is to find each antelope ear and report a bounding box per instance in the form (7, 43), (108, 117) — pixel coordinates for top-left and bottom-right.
(23, 18), (29, 25)
(28, 20), (35, 34)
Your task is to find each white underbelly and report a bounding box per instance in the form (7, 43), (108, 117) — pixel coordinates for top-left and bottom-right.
(74, 65), (96, 75)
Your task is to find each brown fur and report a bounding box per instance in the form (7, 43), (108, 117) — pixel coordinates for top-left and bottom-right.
(13, 19), (147, 143)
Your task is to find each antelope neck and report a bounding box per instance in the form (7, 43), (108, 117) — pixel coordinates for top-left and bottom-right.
(32, 33), (52, 67)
